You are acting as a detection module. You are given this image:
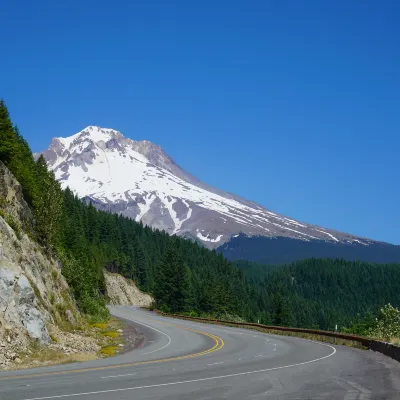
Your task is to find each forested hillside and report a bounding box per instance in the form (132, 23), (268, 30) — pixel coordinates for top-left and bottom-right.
(236, 258), (400, 330)
(219, 235), (400, 264)
(0, 100), (259, 321)
(2, 99), (400, 332)
(60, 189), (258, 319)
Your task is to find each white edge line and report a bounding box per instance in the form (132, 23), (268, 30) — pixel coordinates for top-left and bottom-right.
(101, 373), (137, 379)
(126, 318), (172, 356)
(22, 343), (336, 400)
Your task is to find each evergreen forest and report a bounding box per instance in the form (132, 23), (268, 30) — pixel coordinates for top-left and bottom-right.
(1, 99), (399, 334)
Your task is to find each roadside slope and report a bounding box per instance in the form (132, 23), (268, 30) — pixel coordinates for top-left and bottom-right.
(0, 161), (100, 370)
(104, 271), (153, 307)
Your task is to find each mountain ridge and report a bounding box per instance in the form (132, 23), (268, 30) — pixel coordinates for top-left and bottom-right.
(40, 126), (381, 249)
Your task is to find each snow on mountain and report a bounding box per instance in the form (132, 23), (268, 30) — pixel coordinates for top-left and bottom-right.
(41, 126), (373, 248)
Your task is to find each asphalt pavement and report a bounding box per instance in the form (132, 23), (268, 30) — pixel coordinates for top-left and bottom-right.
(0, 306), (399, 399)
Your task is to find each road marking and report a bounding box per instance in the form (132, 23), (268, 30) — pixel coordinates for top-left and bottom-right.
(0, 329), (224, 382)
(132, 319), (172, 356)
(101, 373), (137, 379)
(207, 361), (224, 366)
(346, 381), (372, 400)
(21, 343), (336, 400)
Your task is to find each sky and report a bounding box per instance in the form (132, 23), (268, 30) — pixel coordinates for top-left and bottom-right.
(1, 0), (399, 244)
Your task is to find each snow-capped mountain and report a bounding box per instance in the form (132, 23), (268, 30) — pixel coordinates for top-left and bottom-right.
(41, 126), (374, 249)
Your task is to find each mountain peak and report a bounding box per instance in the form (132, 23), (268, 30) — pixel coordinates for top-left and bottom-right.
(56, 126), (122, 149)
(41, 127), (374, 249)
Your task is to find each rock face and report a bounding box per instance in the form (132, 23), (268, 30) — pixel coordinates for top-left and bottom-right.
(104, 271), (153, 307)
(0, 268), (50, 343)
(0, 160), (33, 231)
(0, 161), (83, 368)
(40, 126), (378, 249)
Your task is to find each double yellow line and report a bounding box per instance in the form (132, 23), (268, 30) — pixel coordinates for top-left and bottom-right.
(0, 325), (224, 381)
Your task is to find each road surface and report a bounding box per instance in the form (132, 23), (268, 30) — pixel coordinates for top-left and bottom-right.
(0, 306), (399, 399)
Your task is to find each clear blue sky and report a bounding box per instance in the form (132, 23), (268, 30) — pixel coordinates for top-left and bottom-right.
(1, 1), (399, 244)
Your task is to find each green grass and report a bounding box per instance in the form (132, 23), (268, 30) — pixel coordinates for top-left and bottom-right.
(49, 292), (56, 305)
(28, 279), (47, 309)
(51, 269), (59, 281)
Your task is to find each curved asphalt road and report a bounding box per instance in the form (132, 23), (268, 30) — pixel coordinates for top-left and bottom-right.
(1, 306), (399, 400)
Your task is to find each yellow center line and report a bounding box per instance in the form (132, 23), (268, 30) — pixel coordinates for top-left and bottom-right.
(0, 325), (225, 381)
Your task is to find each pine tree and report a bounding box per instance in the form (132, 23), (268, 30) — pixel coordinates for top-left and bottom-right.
(154, 242), (190, 312)
(11, 126), (39, 205)
(0, 100), (18, 165)
(34, 154), (64, 249)
(133, 235), (148, 289)
(272, 293), (293, 326)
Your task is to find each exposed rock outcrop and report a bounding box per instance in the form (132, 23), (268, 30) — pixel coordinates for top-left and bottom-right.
(0, 161), (87, 369)
(104, 271), (153, 307)
(0, 267), (50, 343)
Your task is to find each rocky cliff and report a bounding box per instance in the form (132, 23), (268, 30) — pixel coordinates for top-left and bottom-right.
(0, 161), (97, 369)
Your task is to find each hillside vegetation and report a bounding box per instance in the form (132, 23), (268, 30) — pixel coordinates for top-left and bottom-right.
(1, 99), (400, 336)
(219, 235), (400, 264)
(0, 151), (104, 369)
(0, 100), (260, 321)
(236, 258), (400, 330)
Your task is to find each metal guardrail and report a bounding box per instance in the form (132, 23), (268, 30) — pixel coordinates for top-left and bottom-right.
(153, 310), (399, 363)
(370, 340), (400, 362)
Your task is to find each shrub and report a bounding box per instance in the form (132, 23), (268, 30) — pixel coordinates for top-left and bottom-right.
(102, 331), (120, 339)
(5, 213), (22, 240)
(49, 292), (56, 305)
(51, 269), (59, 281)
(99, 346), (119, 356)
(371, 304), (400, 340)
(91, 322), (108, 330)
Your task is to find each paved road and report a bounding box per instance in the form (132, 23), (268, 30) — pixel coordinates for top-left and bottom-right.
(1, 306), (399, 399)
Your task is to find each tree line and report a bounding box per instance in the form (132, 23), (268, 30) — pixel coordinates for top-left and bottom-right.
(236, 258), (400, 330)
